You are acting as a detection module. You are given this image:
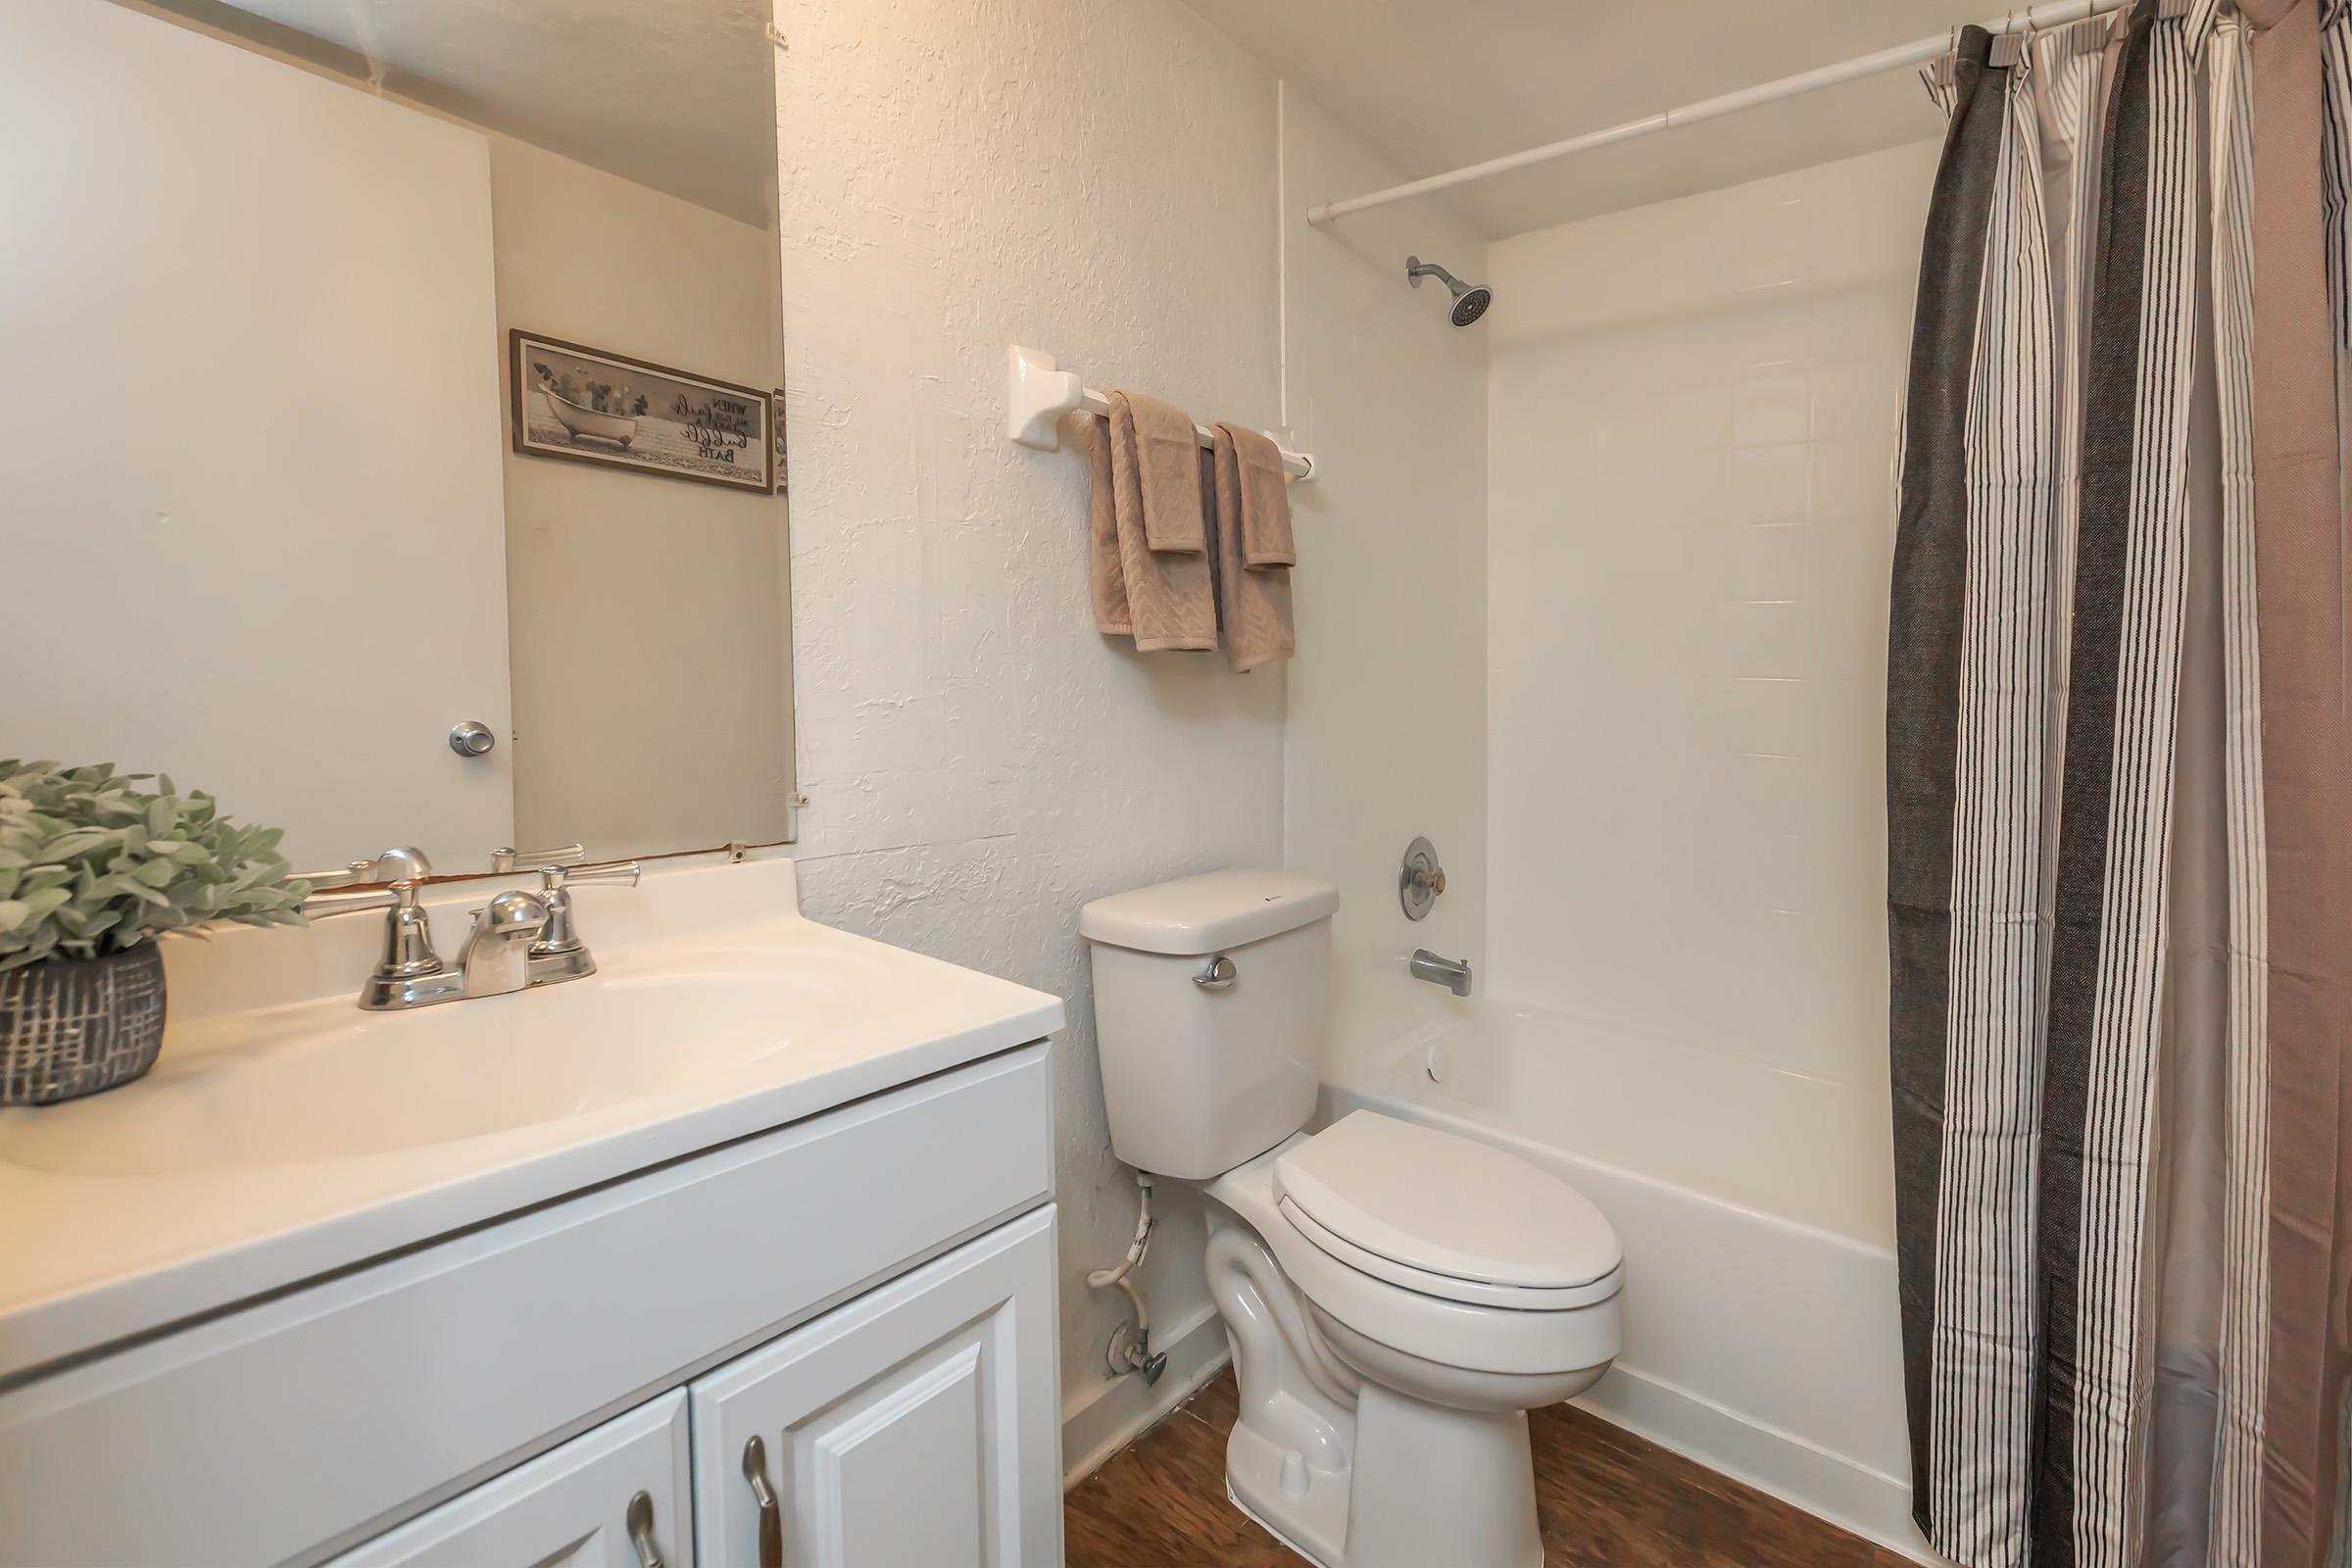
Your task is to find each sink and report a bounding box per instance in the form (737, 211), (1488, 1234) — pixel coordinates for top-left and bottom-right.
(0, 858), (1065, 1384)
(0, 971), (831, 1178)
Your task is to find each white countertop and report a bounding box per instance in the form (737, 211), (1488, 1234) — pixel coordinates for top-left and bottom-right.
(0, 857), (1062, 1381)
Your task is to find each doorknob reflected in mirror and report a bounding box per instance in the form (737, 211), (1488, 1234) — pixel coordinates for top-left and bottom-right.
(448, 720), (496, 758)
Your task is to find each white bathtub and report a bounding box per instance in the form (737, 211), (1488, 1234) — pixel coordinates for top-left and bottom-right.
(1320, 1001), (1936, 1562)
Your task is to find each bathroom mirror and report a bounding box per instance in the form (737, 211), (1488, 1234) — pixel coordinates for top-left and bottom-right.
(2, 0), (795, 876)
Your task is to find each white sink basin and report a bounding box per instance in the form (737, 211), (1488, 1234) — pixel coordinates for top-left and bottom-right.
(0, 858), (1064, 1381)
(0, 971), (831, 1178)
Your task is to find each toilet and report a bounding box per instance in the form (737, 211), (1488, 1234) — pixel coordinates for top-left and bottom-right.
(1080, 869), (1624, 1568)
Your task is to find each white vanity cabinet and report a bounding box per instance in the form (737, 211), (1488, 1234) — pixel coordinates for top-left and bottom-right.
(322, 1209), (1060, 1568)
(325, 1393), (693, 1568)
(0, 1043), (1062, 1568)
(690, 1206), (1059, 1568)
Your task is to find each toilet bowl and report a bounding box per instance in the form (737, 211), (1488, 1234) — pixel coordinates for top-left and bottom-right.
(1077, 871), (1624, 1568)
(1200, 1112), (1622, 1568)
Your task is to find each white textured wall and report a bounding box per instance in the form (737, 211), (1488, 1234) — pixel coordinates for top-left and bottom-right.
(772, 0), (1286, 1412)
(1486, 142), (1938, 1135)
(1280, 88), (1491, 1064)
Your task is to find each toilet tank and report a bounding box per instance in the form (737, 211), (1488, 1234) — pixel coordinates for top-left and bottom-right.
(1079, 869), (1340, 1179)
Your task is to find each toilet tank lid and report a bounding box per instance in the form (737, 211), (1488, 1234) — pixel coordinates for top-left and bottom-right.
(1079, 869), (1339, 956)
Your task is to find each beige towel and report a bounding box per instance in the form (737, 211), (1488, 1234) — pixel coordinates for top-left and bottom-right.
(1208, 426), (1296, 672)
(1120, 391), (1210, 554)
(1211, 422), (1296, 567)
(1088, 393), (1214, 652)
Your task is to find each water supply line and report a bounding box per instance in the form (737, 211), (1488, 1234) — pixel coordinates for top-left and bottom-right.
(1090, 1169), (1167, 1385)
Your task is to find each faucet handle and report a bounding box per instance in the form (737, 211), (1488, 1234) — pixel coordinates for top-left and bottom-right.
(303, 882), (447, 1006)
(293, 860), (377, 892)
(541, 858), (642, 892)
(301, 882), (415, 920)
(491, 843), (585, 874)
(530, 860), (639, 971)
(294, 846), (433, 889)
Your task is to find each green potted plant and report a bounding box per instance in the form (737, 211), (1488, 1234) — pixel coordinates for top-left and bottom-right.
(0, 761), (310, 1105)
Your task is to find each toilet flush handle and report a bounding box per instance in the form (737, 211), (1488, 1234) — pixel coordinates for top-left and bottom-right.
(1195, 956), (1237, 990)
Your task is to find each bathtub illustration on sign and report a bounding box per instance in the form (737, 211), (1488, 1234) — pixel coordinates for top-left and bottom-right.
(536, 379), (638, 448)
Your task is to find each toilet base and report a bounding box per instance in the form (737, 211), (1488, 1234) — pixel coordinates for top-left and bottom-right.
(1226, 1418), (1349, 1567)
(1342, 1382), (1544, 1568)
(1223, 1382), (1544, 1568)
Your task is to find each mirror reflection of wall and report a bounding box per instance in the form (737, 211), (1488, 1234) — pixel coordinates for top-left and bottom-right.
(1, 0), (794, 875)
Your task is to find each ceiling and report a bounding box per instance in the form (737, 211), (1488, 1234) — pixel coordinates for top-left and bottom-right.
(1188, 0), (1971, 240)
(156, 1), (1968, 243)
(148, 0), (776, 226)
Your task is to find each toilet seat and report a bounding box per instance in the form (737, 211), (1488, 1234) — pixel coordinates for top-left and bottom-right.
(1277, 1196), (1622, 1311)
(1274, 1111), (1622, 1296)
(1209, 1126), (1623, 1381)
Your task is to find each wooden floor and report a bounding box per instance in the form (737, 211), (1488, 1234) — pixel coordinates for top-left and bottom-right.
(1066, 1371), (1909, 1567)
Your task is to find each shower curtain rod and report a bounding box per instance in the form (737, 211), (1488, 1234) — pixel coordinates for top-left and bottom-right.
(1304, 0), (2129, 226)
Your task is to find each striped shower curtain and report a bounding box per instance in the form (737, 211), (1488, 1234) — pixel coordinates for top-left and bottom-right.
(1886, 1), (2352, 1564)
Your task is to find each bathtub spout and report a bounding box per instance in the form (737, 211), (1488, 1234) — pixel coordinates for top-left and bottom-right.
(1409, 949), (1473, 997)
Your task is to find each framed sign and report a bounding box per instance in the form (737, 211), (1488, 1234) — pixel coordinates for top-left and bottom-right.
(770, 388), (789, 496)
(511, 330), (774, 493)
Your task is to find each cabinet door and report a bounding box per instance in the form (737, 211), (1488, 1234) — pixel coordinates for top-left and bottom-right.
(689, 1206), (1059, 1568)
(327, 1392), (690, 1568)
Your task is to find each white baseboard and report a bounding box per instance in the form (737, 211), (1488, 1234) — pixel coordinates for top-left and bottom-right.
(1576, 1362), (1951, 1565)
(1060, 1306), (1232, 1491)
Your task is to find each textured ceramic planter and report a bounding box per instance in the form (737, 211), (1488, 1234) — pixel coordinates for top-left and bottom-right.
(0, 944), (168, 1105)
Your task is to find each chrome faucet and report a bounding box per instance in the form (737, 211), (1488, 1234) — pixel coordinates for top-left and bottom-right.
(1408, 948), (1473, 998)
(460, 890), (554, 998)
(300, 858), (640, 1010)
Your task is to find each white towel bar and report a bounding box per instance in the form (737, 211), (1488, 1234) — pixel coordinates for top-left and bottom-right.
(1004, 345), (1315, 481)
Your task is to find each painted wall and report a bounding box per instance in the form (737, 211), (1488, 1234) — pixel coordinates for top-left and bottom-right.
(491, 137), (797, 859)
(1484, 141), (1940, 1198)
(3, 0), (514, 872)
(771, 0), (1288, 1425)
(1280, 88), (1491, 1066)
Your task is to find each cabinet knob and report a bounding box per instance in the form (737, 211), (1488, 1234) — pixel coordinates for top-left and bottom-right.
(743, 1434), (783, 1568)
(624, 1490), (663, 1568)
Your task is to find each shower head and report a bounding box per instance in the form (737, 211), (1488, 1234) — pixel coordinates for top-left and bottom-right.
(1405, 255), (1493, 327)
